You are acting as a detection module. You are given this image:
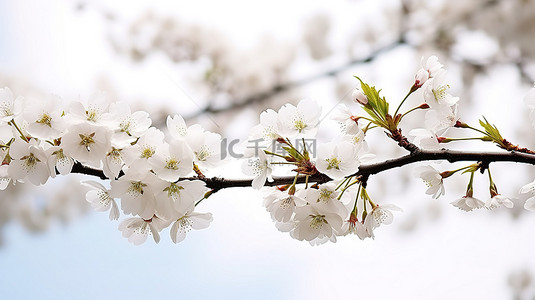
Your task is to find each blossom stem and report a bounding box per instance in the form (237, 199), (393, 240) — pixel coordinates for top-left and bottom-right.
(195, 190), (215, 206)
(271, 162), (297, 165)
(487, 167), (498, 196)
(337, 178), (361, 200)
(357, 116), (379, 124)
(283, 138), (306, 160)
(465, 171), (475, 196)
(335, 177), (351, 190)
(399, 104), (428, 120)
(351, 183), (363, 215)
(9, 120), (29, 142)
(439, 137), (489, 143)
(464, 124), (489, 137)
(363, 122), (378, 134)
(394, 88), (416, 117)
(264, 150), (287, 159)
(443, 165), (474, 177)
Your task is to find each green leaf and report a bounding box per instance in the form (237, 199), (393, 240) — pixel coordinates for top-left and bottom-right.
(282, 146), (300, 160)
(354, 76), (390, 121)
(479, 116), (504, 142)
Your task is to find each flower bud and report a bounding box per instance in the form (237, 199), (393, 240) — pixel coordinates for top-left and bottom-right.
(414, 69), (429, 88)
(352, 88), (368, 105)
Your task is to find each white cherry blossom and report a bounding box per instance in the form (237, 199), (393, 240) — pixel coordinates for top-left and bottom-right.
(242, 150), (273, 189)
(166, 114), (190, 140)
(149, 140), (194, 182)
(485, 194), (514, 210)
(82, 180), (119, 220)
(0, 165), (11, 190)
(0, 87), (22, 123)
(423, 70), (459, 108)
(154, 180), (207, 220)
(364, 204), (402, 237)
(331, 104), (359, 134)
(46, 146), (74, 177)
(170, 211), (213, 244)
(424, 104), (458, 135)
(264, 189), (306, 223)
(417, 165), (445, 199)
(291, 203), (344, 242)
(69, 92), (114, 125)
(103, 145), (126, 179)
(8, 140), (49, 185)
(409, 128), (440, 150)
(108, 102), (151, 147)
(111, 171), (160, 219)
(24, 95), (66, 141)
(415, 55), (444, 87)
(342, 214), (371, 240)
(61, 122), (110, 168)
(118, 216), (167, 245)
(450, 196), (485, 211)
(315, 141), (359, 179)
(185, 126), (221, 170)
(520, 180), (535, 211)
(122, 127), (165, 171)
(248, 109), (281, 144)
(305, 182), (346, 215)
(277, 99), (321, 138)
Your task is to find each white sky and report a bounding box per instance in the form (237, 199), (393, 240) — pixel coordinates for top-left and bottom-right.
(1, 0), (534, 299)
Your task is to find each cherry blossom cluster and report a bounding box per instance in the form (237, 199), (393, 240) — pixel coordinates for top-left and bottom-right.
(241, 55), (535, 245)
(1, 54), (535, 246)
(0, 89), (215, 245)
(241, 98), (400, 245)
(407, 58), (535, 213)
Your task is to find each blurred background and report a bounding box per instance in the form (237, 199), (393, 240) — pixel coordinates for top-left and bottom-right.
(1, 0), (535, 299)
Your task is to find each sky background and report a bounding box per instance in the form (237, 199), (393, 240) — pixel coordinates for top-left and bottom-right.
(1, 0), (535, 299)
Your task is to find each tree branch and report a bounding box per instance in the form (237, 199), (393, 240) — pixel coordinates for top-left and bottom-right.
(184, 37), (406, 120)
(71, 149), (535, 194)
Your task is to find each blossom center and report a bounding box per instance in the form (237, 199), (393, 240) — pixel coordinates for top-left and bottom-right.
(165, 158), (180, 170)
(21, 153), (40, 168)
(309, 215), (327, 229)
(326, 157), (341, 170)
(134, 222), (150, 236)
(175, 126), (187, 136)
(177, 216), (193, 233)
(432, 84), (450, 102)
(140, 146), (155, 158)
(128, 181), (147, 196)
(120, 118), (132, 134)
(318, 189), (333, 203)
(86, 109), (99, 122)
(0, 102), (12, 117)
(263, 126), (278, 141)
(37, 113), (52, 127)
(97, 190), (112, 206)
(293, 118), (307, 132)
(164, 183), (183, 200)
(107, 147), (123, 162)
(251, 158), (267, 175)
(373, 209), (388, 224)
(279, 196), (294, 209)
(195, 145), (212, 161)
(79, 133), (96, 151)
